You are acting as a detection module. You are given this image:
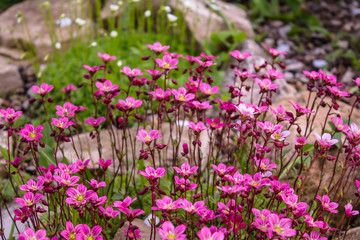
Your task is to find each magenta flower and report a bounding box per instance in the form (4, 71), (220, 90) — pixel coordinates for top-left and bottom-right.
(295, 136), (310, 146)
(316, 194), (338, 213)
(266, 68), (284, 80)
(174, 176), (198, 191)
(32, 83), (54, 96)
(302, 231), (327, 240)
(289, 101), (314, 116)
(19, 179), (44, 192)
(19, 228), (49, 240)
(151, 196), (182, 211)
(199, 83), (219, 95)
(271, 105), (292, 122)
(190, 101), (213, 110)
(18, 124), (43, 141)
(76, 224), (103, 240)
(75, 159), (90, 172)
(147, 41), (170, 53)
(195, 59), (217, 68)
(225, 172), (251, 185)
(53, 172), (80, 187)
(149, 88), (171, 100)
(188, 121), (209, 133)
(331, 117), (349, 132)
(14, 207), (30, 222)
(268, 213), (296, 237)
(216, 185), (244, 195)
(136, 129), (161, 144)
(206, 118), (226, 129)
(353, 77), (360, 87)
(256, 121), (282, 134)
(87, 192), (107, 206)
(37, 171), (54, 184)
(66, 184), (93, 206)
(171, 87), (195, 102)
(60, 222), (81, 240)
(139, 166), (165, 181)
(255, 78), (278, 91)
(124, 229), (141, 239)
(98, 159), (113, 170)
(84, 117), (105, 128)
(0, 107), (22, 124)
(197, 226), (224, 240)
(15, 192), (43, 207)
(83, 65), (103, 75)
(120, 66), (143, 78)
(5, 157), (25, 169)
(155, 54), (179, 70)
(55, 163), (79, 175)
(344, 203), (359, 217)
(98, 52), (116, 63)
(266, 46), (287, 57)
(229, 50), (251, 62)
(173, 162), (198, 178)
(327, 86), (350, 98)
(117, 97), (142, 111)
(249, 172), (270, 188)
(99, 206), (120, 218)
(145, 69), (164, 80)
(181, 199), (207, 214)
(86, 179), (106, 191)
(303, 71), (320, 81)
(52, 117), (74, 129)
(234, 69), (257, 81)
(95, 80), (119, 93)
(236, 103), (255, 120)
(212, 163), (234, 177)
(158, 221), (186, 240)
(314, 133), (338, 150)
(119, 208), (146, 220)
(60, 83), (76, 93)
(114, 196), (137, 209)
(254, 158), (277, 172)
(271, 129), (290, 141)
(56, 102), (77, 117)
(304, 215), (324, 228)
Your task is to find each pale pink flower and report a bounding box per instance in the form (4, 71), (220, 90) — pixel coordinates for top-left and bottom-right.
(147, 41), (170, 53)
(158, 221), (186, 240)
(171, 87), (195, 102)
(229, 50), (251, 62)
(155, 54), (179, 70)
(136, 129), (161, 144)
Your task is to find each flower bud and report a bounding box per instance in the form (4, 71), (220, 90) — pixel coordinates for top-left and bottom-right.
(193, 194), (201, 199)
(141, 55), (151, 61)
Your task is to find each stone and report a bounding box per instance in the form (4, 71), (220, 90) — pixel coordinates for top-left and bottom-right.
(1, 202), (26, 238)
(278, 25), (292, 38)
(114, 219), (161, 240)
(0, 64), (23, 93)
(341, 68), (354, 84)
(270, 20), (284, 28)
(312, 59), (327, 68)
(338, 40), (349, 49)
(285, 60), (304, 72)
(345, 227), (360, 240)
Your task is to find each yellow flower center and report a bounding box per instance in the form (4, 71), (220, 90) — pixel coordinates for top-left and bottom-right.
(178, 95), (186, 101)
(69, 233), (76, 240)
(86, 237), (94, 240)
(166, 232), (177, 239)
(164, 63), (171, 68)
(29, 132), (37, 139)
(76, 195), (85, 202)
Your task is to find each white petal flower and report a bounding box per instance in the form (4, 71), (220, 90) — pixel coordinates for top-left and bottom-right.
(164, 6), (171, 13)
(90, 42), (97, 47)
(75, 18), (86, 26)
(144, 10), (151, 17)
(144, 214), (160, 227)
(167, 13), (178, 22)
(110, 4), (119, 12)
(55, 42), (61, 50)
(117, 60), (123, 67)
(56, 17), (72, 27)
(110, 30), (118, 37)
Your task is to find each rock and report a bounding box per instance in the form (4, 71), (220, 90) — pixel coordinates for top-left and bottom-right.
(0, 47), (23, 61)
(278, 25), (292, 38)
(345, 227), (360, 240)
(313, 59), (327, 68)
(338, 40), (349, 49)
(0, 64), (23, 93)
(285, 60), (304, 72)
(341, 68), (353, 84)
(270, 20), (284, 28)
(276, 43), (290, 53)
(1, 202), (26, 238)
(352, 8), (360, 16)
(0, 159), (8, 178)
(114, 219), (161, 240)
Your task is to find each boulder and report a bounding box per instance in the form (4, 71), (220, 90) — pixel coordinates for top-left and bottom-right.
(0, 63), (23, 93)
(345, 227), (360, 240)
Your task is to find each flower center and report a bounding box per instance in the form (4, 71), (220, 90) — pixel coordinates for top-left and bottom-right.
(29, 132), (37, 139)
(76, 195), (85, 202)
(166, 231), (177, 239)
(69, 233), (76, 240)
(163, 63), (171, 68)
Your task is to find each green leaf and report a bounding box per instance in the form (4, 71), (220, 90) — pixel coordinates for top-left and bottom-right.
(38, 145), (56, 167)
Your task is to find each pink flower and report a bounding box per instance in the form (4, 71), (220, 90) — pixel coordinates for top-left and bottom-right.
(255, 78), (278, 91)
(98, 159), (112, 170)
(190, 101), (213, 110)
(151, 196), (182, 211)
(149, 88), (171, 100)
(139, 166), (165, 181)
(174, 176), (197, 191)
(302, 231), (327, 240)
(225, 172), (251, 185)
(236, 103), (255, 120)
(295, 136), (310, 146)
(303, 71), (320, 81)
(199, 83), (219, 95)
(124, 229), (141, 239)
(86, 179), (106, 191)
(84, 117), (105, 128)
(60, 83), (76, 93)
(145, 69), (163, 80)
(147, 41), (170, 53)
(173, 162), (198, 178)
(95, 80), (119, 93)
(66, 184), (93, 206)
(331, 117), (349, 132)
(266, 46), (287, 57)
(56, 102), (77, 117)
(212, 163), (234, 177)
(234, 69), (257, 81)
(14, 207), (30, 222)
(99, 206), (120, 218)
(52, 117), (74, 129)
(256, 121), (283, 134)
(76, 224), (103, 240)
(268, 213), (296, 237)
(136, 129), (161, 144)
(83, 65), (103, 75)
(114, 196), (137, 209)
(158, 221), (186, 240)
(303, 215), (324, 228)
(266, 68), (284, 80)
(172, 87), (195, 102)
(118, 208), (145, 220)
(195, 59), (217, 68)
(75, 159), (90, 172)
(271, 129), (290, 141)
(0, 107), (22, 124)
(5, 157), (25, 169)
(98, 52), (116, 63)
(356, 180), (360, 192)
(32, 83), (54, 96)
(344, 203), (359, 217)
(55, 163), (79, 175)
(19, 179), (44, 192)
(316, 194), (338, 213)
(289, 101), (314, 116)
(229, 50), (251, 62)
(117, 97), (142, 111)
(53, 172), (80, 187)
(18, 124), (43, 141)
(254, 158), (277, 172)
(188, 121), (209, 133)
(206, 118), (226, 129)
(60, 222), (81, 240)
(353, 77), (360, 87)
(216, 185), (244, 195)
(155, 54), (179, 70)
(248, 172), (270, 188)
(271, 105), (292, 122)
(120, 66), (143, 78)
(327, 86), (350, 98)
(15, 192), (43, 207)
(197, 226), (224, 240)
(19, 228), (49, 240)
(314, 133), (338, 150)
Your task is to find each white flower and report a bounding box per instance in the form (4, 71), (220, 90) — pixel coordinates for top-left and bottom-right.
(90, 41), (97, 47)
(183, 0), (196, 10)
(75, 18), (86, 26)
(110, 30), (118, 37)
(209, 3), (221, 11)
(144, 10), (151, 17)
(56, 17), (72, 27)
(132, 0), (140, 2)
(117, 60), (123, 67)
(167, 13), (178, 22)
(55, 42), (61, 50)
(144, 214), (160, 227)
(110, 4), (119, 12)
(164, 6), (171, 13)
(117, 0), (123, 5)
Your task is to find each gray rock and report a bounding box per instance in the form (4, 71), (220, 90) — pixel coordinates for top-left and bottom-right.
(313, 59), (327, 68)
(342, 68), (353, 84)
(352, 8), (360, 16)
(338, 40), (349, 49)
(277, 43), (290, 53)
(0, 64), (23, 93)
(278, 25), (292, 38)
(1, 202), (26, 238)
(270, 20), (284, 28)
(345, 227), (360, 240)
(285, 60), (304, 72)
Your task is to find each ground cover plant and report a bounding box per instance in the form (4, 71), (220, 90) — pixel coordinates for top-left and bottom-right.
(1, 41), (360, 240)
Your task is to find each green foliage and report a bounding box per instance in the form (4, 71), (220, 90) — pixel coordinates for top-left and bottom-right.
(0, 0), (24, 12)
